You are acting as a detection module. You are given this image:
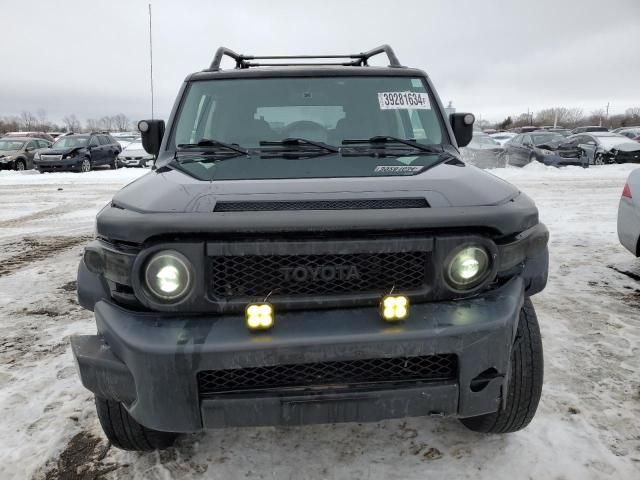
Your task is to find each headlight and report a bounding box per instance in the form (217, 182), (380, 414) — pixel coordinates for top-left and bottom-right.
(445, 245), (491, 291)
(34, 153), (41, 160)
(539, 149), (554, 156)
(144, 251), (193, 302)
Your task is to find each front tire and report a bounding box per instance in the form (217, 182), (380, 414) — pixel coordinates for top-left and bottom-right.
(593, 153), (605, 166)
(95, 397), (179, 451)
(15, 160), (26, 171)
(80, 158), (91, 173)
(460, 298), (543, 433)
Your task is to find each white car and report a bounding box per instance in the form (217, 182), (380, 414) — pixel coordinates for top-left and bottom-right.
(117, 139), (153, 167)
(618, 168), (640, 256)
(111, 132), (141, 149)
(490, 132), (516, 146)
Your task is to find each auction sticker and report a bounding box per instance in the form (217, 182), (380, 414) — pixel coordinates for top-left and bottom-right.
(374, 165), (423, 174)
(378, 91), (430, 109)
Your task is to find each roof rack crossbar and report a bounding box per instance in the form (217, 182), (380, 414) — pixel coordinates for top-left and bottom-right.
(207, 44), (402, 71)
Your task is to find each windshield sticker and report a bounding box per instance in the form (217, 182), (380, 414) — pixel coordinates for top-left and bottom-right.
(378, 92), (430, 110)
(374, 165), (423, 174)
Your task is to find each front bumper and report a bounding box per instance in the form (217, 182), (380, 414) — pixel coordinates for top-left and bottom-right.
(539, 154), (588, 168)
(34, 157), (82, 170)
(71, 276), (525, 433)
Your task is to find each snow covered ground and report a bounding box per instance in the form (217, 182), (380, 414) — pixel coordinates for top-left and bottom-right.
(0, 164), (639, 479)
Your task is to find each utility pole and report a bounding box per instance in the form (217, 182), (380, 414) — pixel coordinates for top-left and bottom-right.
(605, 102), (610, 126)
(149, 3), (154, 119)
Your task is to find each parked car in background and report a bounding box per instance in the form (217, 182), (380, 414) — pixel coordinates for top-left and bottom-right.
(513, 126), (541, 133)
(34, 133), (122, 173)
(48, 132), (66, 139)
(617, 169), (640, 256)
(544, 128), (572, 136)
(504, 131), (571, 167)
(570, 126), (608, 134)
(117, 138), (154, 167)
(0, 137), (52, 170)
(566, 132), (640, 164)
(614, 127), (640, 141)
(111, 132), (141, 148)
(461, 133), (505, 168)
(490, 131), (516, 145)
(3, 131), (55, 142)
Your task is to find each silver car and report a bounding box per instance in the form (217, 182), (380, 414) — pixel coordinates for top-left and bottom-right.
(618, 168), (640, 256)
(117, 138), (154, 167)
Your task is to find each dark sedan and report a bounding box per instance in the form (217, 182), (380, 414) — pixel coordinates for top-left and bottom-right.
(504, 132), (585, 167)
(34, 133), (122, 173)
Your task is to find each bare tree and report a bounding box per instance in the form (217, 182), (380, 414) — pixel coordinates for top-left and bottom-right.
(99, 116), (115, 131)
(63, 114), (82, 132)
(36, 109), (49, 131)
(589, 108), (605, 126)
(86, 118), (101, 132)
(20, 111), (37, 130)
(626, 107), (640, 121)
(113, 113), (130, 131)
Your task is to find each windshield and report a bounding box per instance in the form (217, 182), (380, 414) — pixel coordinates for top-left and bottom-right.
(170, 76), (448, 180)
(53, 137), (88, 149)
(0, 140), (25, 151)
(532, 134), (563, 145)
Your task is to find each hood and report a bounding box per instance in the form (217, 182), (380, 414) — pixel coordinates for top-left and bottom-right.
(39, 146), (86, 155)
(111, 162), (520, 214)
(611, 142), (640, 153)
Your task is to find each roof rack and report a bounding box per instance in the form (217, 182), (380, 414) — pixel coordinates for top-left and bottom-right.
(207, 44), (402, 71)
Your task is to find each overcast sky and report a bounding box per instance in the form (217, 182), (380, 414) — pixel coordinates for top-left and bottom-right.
(2, 0), (639, 124)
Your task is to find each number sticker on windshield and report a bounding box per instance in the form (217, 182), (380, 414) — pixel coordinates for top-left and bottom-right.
(378, 92), (430, 110)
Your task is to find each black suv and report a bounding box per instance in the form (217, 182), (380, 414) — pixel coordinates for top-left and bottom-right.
(72, 45), (549, 451)
(34, 133), (122, 172)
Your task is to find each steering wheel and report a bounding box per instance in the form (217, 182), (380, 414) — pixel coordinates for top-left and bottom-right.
(284, 121), (328, 143)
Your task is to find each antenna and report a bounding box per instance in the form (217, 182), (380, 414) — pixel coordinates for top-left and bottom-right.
(148, 3), (154, 119)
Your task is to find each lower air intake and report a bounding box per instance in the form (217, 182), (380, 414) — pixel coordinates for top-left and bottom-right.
(198, 354), (457, 395)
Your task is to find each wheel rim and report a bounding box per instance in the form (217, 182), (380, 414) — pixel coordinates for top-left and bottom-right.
(82, 160), (90, 172)
(595, 155), (604, 165)
(16, 162), (25, 171)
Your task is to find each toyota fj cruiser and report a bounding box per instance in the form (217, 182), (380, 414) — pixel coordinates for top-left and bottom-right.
(71, 45), (549, 451)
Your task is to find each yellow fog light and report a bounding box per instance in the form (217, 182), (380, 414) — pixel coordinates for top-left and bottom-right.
(381, 295), (409, 322)
(245, 303), (274, 331)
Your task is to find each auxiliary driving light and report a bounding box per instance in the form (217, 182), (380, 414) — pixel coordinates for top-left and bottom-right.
(246, 303), (274, 331)
(381, 295), (409, 322)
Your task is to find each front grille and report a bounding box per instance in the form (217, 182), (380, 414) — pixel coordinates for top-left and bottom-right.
(214, 198), (429, 212)
(198, 354), (457, 395)
(209, 251), (428, 298)
(558, 149), (581, 159)
(40, 155), (62, 161)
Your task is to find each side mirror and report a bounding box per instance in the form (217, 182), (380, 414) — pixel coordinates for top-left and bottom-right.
(449, 113), (475, 147)
(138, 119), (165, 156)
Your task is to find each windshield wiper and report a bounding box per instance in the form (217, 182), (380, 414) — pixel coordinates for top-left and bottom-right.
(342, 136), (442, 154)
(177, 139), (248, 155)
(260, 138), (339, 153)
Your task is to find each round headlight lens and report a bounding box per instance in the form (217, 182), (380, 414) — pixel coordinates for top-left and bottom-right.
(446, 246), (490, 290)
(144, 251), (192, 301)
(138, 120), (150, 133)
